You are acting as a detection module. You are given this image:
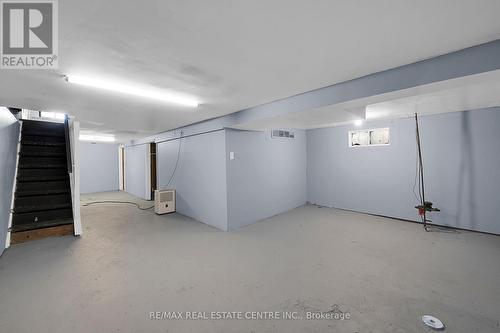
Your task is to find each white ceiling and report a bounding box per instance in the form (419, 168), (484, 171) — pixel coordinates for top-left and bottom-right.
(232, 69), (500, 130)
(366, 75), (500, 121)
(1, 0), (500, 141)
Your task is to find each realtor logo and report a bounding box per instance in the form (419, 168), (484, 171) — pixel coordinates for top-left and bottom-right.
(1, 0), (58, 69)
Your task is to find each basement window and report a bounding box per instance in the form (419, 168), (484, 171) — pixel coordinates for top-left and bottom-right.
(349, 128), (390, 147)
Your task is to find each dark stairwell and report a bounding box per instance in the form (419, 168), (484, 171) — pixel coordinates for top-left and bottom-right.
(11, 119), (74, 243)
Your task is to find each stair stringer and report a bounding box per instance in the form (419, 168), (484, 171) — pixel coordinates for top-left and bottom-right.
(68, 118), (82, 235)
(6, 121), (22, 249)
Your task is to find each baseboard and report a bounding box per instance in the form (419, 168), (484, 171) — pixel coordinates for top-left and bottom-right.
(311, 204), (500, 237)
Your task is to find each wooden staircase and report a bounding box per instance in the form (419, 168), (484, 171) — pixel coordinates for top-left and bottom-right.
(11, 119), (74, 244)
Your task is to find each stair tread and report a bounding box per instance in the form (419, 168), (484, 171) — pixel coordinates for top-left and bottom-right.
(22, 119), (65, 126)
(16, 181), (71, 197)
(14, 194), (72, 213)
(16, 189), (71, 196)
(13, 203), (72, 213)
(20, 145), (66, 157)
(21, 120), (65, 138)
(16, 180), (70, 188)
(21, 135), (66, 147)
(19, 156), (67, 169)
(20, 152), (66, 157)
(17, 170), (69, 182)
(12, 208), (73, 226)
(11, 219), (73, 232)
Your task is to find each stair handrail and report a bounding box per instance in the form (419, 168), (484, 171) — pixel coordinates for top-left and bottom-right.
(64, 115), (72, 173)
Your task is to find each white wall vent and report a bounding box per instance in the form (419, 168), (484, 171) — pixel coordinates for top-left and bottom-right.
(271, 130), (295, 139)
(154, 189), (176, 214)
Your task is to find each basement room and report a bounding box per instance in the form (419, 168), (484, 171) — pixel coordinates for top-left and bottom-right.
(0, 1), (499, 332)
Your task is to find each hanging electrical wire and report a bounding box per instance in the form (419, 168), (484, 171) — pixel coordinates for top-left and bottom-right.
(165, 132), (182, 188)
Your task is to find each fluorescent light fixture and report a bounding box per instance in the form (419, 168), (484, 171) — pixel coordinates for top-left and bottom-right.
(79, 134), (115, 143)
(41, 111), (66, 120)
(354, 119), (363, 126)
(65, 75), (199, 107)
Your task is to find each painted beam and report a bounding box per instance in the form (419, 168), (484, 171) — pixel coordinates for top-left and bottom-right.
(131, 39), (500, 145)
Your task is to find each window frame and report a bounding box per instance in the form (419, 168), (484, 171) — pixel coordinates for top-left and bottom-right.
(348, 127), (390, 148)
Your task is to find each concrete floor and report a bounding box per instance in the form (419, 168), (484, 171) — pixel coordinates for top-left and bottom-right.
(1, 191), (499, 333)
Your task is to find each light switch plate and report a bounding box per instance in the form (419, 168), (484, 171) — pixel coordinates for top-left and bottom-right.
(229, 152), (235, 160)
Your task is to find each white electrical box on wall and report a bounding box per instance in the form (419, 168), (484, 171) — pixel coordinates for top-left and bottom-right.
(154, 189), (176, 214)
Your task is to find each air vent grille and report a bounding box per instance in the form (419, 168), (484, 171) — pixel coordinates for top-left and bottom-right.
(160, 191), (173, 202)
(271, 130), (294, 139)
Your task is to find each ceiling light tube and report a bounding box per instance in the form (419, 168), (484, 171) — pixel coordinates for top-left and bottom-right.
(65, 75), (199, 107)
(79, 134), (115, 142)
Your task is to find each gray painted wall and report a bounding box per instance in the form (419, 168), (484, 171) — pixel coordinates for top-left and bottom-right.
(124, 144), (150, 200)
(126, 41), (500, 233)
(0, 110), (20, 253)
(157, 130), (228, 230)
(80, 142), (120, 194)
(226, 129), (307, 230)
(307, 108), (500, 234)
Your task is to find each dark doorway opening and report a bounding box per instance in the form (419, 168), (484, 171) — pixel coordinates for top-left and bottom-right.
(150, 143), (157, 199)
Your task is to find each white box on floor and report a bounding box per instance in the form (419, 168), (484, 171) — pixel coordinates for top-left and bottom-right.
(154, 189), (176, 214)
